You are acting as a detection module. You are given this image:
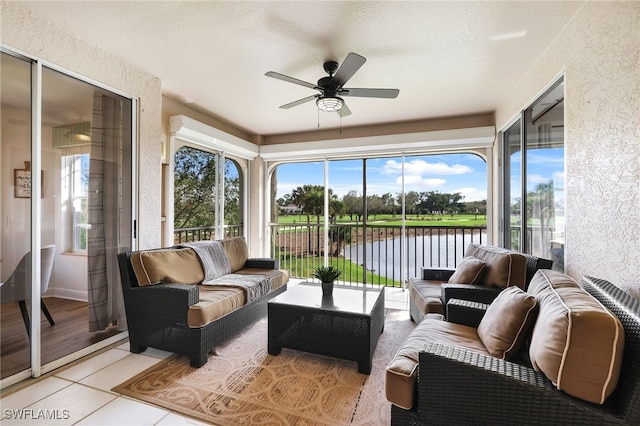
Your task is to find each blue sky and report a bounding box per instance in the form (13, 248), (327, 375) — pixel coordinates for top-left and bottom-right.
(509, 147), (565, 204)
(276, 153), (489, 202)
(275, 149), (564, 204)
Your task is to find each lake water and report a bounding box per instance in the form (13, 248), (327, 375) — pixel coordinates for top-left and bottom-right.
(343, 231), (487, 282)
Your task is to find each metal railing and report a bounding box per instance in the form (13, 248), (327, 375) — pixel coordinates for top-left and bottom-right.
(173, 225), (243, 244)
(173, 223), (562, 286)
(269, 223), (487, 288)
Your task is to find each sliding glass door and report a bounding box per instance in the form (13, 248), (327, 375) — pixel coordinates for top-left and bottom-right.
(501, 78), (565, 270)
(1, 50), (134, 384)
(0, 51), (33, 379)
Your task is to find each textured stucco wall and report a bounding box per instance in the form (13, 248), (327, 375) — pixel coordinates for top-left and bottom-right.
(496, 1), (640, 295)
(1, 1), (163, 249)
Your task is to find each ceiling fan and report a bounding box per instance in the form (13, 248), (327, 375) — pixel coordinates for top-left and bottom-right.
(265, 52), (399, 117)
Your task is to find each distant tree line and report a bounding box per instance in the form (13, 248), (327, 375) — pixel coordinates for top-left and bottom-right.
(276, 186), (487, 222)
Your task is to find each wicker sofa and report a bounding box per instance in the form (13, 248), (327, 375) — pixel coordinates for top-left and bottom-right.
(408, 243), (553, 323)
(387, 272), (640, 425)
(117, 236), (288, 367)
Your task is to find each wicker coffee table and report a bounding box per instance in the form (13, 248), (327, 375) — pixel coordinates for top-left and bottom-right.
(267, 283), (384, 374)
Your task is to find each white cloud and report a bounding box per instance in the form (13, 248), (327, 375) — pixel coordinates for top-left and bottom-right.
(453, 187), (487, 202)
(383, 159), (472, 176)
(528, 174), (552, 185)
(553, 171), (565, 188)
(402, 175), (424, 185)
(423, 178), (447, 187)
(401, 176), (446, 189)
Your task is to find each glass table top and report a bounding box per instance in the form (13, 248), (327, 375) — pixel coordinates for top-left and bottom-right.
(269, 283), (383, 315)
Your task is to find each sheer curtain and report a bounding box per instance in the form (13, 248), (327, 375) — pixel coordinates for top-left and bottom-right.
(87, 93), (125, 331)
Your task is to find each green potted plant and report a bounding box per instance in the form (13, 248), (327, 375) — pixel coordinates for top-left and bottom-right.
(312, 265), (342, 296)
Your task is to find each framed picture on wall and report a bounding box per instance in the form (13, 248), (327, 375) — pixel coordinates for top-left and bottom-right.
(14, 161), (43, 198)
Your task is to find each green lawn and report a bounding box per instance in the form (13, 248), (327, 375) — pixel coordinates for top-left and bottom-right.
(276, 213), (486, 227)
(279, 255), (402, 287)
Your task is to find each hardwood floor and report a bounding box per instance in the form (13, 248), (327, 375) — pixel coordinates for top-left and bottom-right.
(1, 297), (121, 379)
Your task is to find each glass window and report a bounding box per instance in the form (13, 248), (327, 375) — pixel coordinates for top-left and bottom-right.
(270, 153), (487, 285)
(62, 153), (90, 252)
(501, 78), (565, 271)
(173, 146), (243, 243)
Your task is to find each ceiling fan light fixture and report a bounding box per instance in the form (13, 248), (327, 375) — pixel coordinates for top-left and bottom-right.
(316, 96), (344, 112)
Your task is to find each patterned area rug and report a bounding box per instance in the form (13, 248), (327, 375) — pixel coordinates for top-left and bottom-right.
(112, 310), (414, 425)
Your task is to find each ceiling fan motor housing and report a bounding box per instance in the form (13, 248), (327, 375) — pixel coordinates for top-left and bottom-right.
(318, 76), (336, 94)
(323, 60), (339, 76)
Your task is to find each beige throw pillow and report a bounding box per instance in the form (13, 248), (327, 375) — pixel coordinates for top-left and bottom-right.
(527, 270), (624, 404)
(130, 248), (204, 286)
(477, 286), (538, 360)
(448, 256), (486, 284)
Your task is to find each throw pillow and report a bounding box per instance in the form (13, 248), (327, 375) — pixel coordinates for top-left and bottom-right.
(477, 286), (538, 360)
(527, 270), (624, 404)
(131, 248), (204, 286)
(448, 256), (487, 285)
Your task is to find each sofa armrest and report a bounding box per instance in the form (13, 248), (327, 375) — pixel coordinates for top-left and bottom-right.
(441, 283), (502, 306)
(124, 283), (199, 325)
(446, 298), (488, 327)
(245, 257), (279, 270)
(421, 268), (455, 281)
(416, 341), (599, 425)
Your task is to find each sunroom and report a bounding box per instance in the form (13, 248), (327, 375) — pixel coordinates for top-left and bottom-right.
(1, 1), (638, 396)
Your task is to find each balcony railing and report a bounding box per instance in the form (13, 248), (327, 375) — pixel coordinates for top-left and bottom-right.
(175, 222), (562, 288)
(269, 223), (487, 288)
(173, 225), (243, 244)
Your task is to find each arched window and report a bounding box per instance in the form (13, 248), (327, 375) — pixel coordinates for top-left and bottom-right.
(173, 146), (243, 243)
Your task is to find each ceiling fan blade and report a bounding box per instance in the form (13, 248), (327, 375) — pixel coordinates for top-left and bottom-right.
(337, 102), (352, 117)
(339, 88), (399, 99)
(265, 71), (318, 90)
(330, 52), (366, 88)
(279, 95), (318, 109)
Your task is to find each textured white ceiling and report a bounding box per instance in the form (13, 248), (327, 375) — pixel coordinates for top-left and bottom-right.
(13, 1), (584, 136)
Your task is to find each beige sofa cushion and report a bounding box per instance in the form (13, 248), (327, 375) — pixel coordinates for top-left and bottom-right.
(130, 248), (204, 286)
(386, 316), (488, 409)
(465, 244), (527, 289)
(221, 236), (249, 273)
(477, 286), (538, 360)
(528, 270), (624, 404)
(408, 279), (446, 315)
(448, 256), (486, 284)
(188, 285), (246, 328)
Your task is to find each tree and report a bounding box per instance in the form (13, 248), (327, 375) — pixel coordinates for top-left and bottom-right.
(224, 161), (240, 226)
(343, 190), (363, 221)
(174, 147), (217, 229)
(403, 191), (420, 215)
(528, 181), (555, 252)
(367, 195), (385, 219)
(328, 225), (352, 256)
(173, 148), (242, 234)
(290, 184), (335, 254)
(329, 199), (345, 224)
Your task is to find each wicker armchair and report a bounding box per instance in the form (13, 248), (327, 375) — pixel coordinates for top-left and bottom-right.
(409, 245), (553, 323)
(392, 276), (640, 425)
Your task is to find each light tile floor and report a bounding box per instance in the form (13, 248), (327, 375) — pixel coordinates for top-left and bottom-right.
(0, 281), (409, 425)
